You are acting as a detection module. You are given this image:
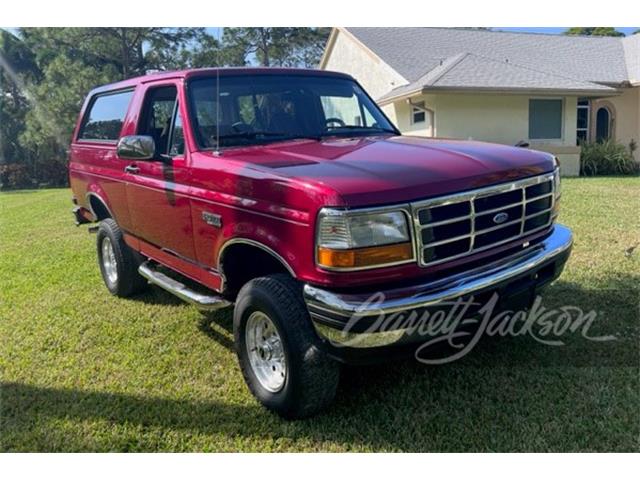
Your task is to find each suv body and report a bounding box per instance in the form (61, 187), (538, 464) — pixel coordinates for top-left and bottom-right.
(70, 68), (572, 418)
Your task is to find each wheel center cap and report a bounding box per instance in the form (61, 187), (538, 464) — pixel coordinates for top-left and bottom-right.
(259, 344), (273, 360)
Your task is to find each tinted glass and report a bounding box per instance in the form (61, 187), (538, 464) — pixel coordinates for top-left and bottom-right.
(529, 99), (562, 140)
(576, 107), (589, 129)
(576, 130), (588, 144)
(188, 75), (395, 149)
(139, 86), (177, 155)
(595, 108), (610, 141)
(169, 110), (185, 156)
(412, 102), (426, 124)
(79, 90), (134, 141)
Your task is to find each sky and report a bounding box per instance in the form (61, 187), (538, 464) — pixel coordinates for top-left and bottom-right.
(205, 27), (640, 37)
(203, 27), (640, 37)
(3, 27), (639, 37)
(496, 27), (638, 35)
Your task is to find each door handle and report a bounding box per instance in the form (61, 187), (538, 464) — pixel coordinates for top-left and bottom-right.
(124, 165), (140, 174)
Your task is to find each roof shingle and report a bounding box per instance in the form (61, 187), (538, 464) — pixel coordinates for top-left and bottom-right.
(344, 28), (635, 97)
(623, 34), (640, 83)
(378, 52), (617, 102)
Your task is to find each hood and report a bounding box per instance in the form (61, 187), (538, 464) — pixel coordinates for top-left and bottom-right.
(220, 135), (556, 207)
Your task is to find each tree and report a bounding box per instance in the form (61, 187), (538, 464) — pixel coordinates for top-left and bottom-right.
(563, 27), (625, 37)
(7, 28), (208, 187)
(175, 31), (230, 69)
(20, 28), (204, 79)
(0, 29), (40, 188)
(0, 27), (332, 188)
(222, 28), (330, 67)
(19, 54), (119, 186)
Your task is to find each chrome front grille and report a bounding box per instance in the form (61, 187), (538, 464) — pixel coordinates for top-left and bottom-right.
(412, 172), (557, 267)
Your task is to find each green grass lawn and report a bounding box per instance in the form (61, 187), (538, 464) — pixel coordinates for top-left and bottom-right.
(1, 177), (639, 452)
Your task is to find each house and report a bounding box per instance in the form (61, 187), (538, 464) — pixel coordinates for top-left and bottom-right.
(320, 28), (640, 176)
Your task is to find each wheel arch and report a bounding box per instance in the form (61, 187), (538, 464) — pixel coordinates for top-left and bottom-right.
(218, 238), (296, 296)
(86, 192), (114, 221)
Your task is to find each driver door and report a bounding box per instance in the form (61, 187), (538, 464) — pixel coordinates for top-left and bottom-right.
(124, 83), (195, 260)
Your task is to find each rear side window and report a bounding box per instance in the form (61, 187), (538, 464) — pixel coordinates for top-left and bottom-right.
(78, 90), (134, 141)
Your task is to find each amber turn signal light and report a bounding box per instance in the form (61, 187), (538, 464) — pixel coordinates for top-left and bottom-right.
(317, 242), (413, 269)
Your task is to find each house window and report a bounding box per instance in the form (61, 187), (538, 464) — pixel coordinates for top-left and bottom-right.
(529, 99), (563, 140)
(595, 107), (611, 141)
(411, 101), (426, 124)
(576, 99), (589, 145)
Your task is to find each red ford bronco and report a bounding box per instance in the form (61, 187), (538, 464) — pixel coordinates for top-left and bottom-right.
(70, 68), (572, 418)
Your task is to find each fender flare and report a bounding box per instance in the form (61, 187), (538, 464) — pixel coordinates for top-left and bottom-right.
(217, 238), (296, 279)
(85, 191), (115, 221)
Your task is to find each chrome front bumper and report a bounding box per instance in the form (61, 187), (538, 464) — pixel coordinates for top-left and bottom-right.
(303, 224), (573, 350)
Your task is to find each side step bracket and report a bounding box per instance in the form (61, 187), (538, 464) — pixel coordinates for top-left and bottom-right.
(138, 261), (231, 311)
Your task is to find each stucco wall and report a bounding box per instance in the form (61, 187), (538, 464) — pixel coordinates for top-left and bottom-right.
(322, 30), (406, 101)
(321, 30), (596, 176)
(593, 87), (640, 161)
(386, 98), (435, 137)
(387, 93), (581, 176)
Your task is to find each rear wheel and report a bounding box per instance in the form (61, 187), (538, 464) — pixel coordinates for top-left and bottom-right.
(234, 274), (340, 419)
(96, 218), (147, 297)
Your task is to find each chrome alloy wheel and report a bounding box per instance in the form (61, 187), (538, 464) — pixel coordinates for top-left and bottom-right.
(101, 237), (118, 286)
(245, 311), (287, 392)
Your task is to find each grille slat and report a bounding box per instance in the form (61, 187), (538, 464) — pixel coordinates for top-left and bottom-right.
(421, 214), (473, 228)
(413, 173), (556, 267)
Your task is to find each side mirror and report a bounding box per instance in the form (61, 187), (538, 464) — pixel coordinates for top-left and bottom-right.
(117, 135), (156, 160)
(515, 140), (530, 148)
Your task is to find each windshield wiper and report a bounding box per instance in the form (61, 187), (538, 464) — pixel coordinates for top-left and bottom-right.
(321, 126), (398, 137)
(219, 131), (289, 139)
(214, 131), (322, 147)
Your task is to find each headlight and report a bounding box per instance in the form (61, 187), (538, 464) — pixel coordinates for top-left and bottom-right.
(316, 208), (414, 270)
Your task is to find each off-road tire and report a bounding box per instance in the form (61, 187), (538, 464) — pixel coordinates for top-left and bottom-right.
(96, 218), (147, 297)
(234, 274), (340, 419)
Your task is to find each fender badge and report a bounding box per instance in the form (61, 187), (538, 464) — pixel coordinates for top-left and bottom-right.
(202, 211), (222, 228)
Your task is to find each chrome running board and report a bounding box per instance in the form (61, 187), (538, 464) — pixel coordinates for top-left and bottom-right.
(138, 261), (231, 311)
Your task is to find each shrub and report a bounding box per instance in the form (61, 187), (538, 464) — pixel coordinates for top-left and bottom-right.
(580, 140), (640, 176)
(0, 163), (35, 190)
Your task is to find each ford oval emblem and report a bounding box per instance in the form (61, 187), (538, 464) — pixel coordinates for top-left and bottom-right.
(493, 212), (509, 224)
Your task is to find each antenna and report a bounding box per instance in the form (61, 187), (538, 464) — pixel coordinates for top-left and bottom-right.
(214, 27), (222, 156)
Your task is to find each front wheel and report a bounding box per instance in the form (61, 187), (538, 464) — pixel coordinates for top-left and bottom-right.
(234, 274), (340, 419)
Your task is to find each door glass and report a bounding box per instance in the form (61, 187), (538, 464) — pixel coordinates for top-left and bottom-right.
(576, 100), (589, 145)
(169, 108), (185, 156)
(576, 107), (588, 129)
(139, 86), (178, 156)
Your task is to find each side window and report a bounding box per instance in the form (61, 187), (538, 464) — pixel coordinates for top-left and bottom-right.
(529, 99), (563, 140)
(411, 102), (426, 124)
(79, 90), (133, 141)
(169, 109), (185, 156)
(139, 86), (178, 156)
(576, 99), (589, 144)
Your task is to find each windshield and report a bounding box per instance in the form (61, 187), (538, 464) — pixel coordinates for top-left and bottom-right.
(187, 74), (398, 149)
